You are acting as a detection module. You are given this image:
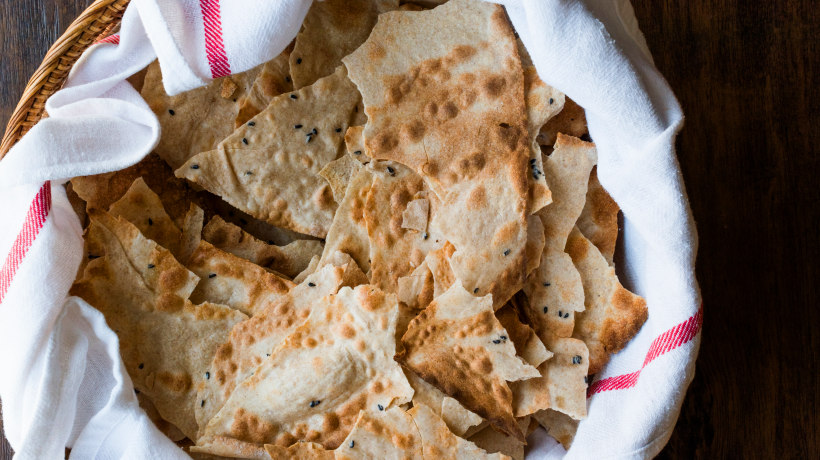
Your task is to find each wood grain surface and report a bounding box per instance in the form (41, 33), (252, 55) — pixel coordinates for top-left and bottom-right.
(1, 1), (818, 459)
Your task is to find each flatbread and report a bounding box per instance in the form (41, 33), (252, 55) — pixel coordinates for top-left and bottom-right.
(533, 409), (579, 450)
(495, 305), (552, 368)
(577, 167), (620, 265)
(187, 239), (294, 316)
(265, 441), (334, 459)
(290, 0), (399, 89)
(319, 164), (376, 273)
(108, 177), (181, 254)
(537, 97), (588, 147)
(522, 134), (596, 341)
(364, 162), (442, 294)
(424, 241), (456, 298)
(194, 285), (413, 454)
(71, 209), (247, 439)
(404, 371), (482, 437)
(401, 198), (429, 233)
(195, 262), (354, 436)
(203, 215), (323, 278)
(396, 261), (434, 312)
(177, 66), (361, 237)
(332, 406), (423, 459)
(511, 336), (589, 419)
(71, 153), (196, 228)
(142, 61), (263, 169)
(179, 204), (205, 265)
(467, 417), (531, 460)
(345, 0), (532, 309)
(319, 153), (363, 205)
(409, 403), (509, 459)
(396, 281), (539, 441)
(236, 46), (294, 127)
(524, 214), (546, 277)
(523, 65), (565, 214)
(567, 227), (648, 374)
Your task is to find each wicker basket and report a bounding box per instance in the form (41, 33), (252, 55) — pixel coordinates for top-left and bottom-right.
(0, 0), (131, 160)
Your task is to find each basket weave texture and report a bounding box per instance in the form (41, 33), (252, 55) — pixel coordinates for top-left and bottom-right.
(0, 0), (131, 160)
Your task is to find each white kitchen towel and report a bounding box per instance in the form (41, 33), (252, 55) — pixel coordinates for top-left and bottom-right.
(0, 0), (700, 459)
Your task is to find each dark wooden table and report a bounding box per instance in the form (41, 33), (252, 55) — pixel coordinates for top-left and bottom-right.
(1, 1), (818, 458)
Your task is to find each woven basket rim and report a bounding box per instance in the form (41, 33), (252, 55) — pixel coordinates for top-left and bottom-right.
(0, 0), (131, 160)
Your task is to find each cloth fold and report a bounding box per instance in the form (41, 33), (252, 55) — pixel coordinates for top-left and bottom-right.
(0, 1), (699, 458)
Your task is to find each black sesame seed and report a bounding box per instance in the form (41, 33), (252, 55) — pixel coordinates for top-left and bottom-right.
(543, 282), (551, 287)
(349, 441), (355, 448)
(296, 58), (303, 64)
(353, 150), (362, 155)
(533, 172), (539, 179)
(377, 404), (384, 411)
(266, 353), (271, 357)
(245, 171), (252, 175)
(295, 124), (303, 129)
(549, 98), (554, 105)
(248, 121), (256, 126)
(543, 306), (548, 314)
(335, 127), (342, 132)
(242, 138), (248, 145)
(88, 254), (99, 260)
(503, 249), (511, 256)
(564, 312), (569, 318)
(386, 166), (395, 176)
(205, 371), (210, 379)
(147, 264), (155, 269)
(422, 232), (429, 240)
(500, 335), (507, 340)
(310, 400), (321, 407)
(530, 158), (536, 164)
(290, 94), (298, 99)
(572, 355), (582, 365)
(305, 133), (314, 143)
(148, 218), (153, 226)
(209, 273), (216, 278)
(474, 288), (479, 293)
(308, 282), (316, 287)
(493, 339), (501, 344)
(168, 109), (175, 115)
(191, 164), (200, 169)
(311, 128), (318, 135)
(558, 310), (563, 317)
(201, 400), (205, 407)
(138, 363), (144, 369)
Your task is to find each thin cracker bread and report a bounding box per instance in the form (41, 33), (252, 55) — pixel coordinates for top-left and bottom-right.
(108, 177), (181, 255)
(396, 281), (539, 441)
(577, 167), (620, 265)
(195, 262), (354, 436)
(194, 285), (413, 454)
(318, 153), (363, 204)
(290, 0), (399, 89)
(364, 162), (442, 294)
(345, 0), (532, 308)
(203, 215), (323, 278)
(522, 134), (596, 341)
(467, 417), (531, 460)
(495, 304), (552, 368)
(142, 61), (263, 169)
(537, 97), (588, 147)
(511, 336), (589, 419)
(177, 66), (361, 237)
(567, 227), (647, 374)
(71, 209), (247, 439)
(404, 371), (482, 437)
(523, 66), (564, 214)
(236, 46), (294, 127)
(533, 409), (579, 450)
(187, 239), (294, 316)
